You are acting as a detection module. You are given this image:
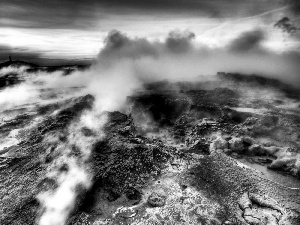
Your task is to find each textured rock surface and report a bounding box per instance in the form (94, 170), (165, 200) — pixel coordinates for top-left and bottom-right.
(147, 192), (166, 207)
(1, 71), (300, 224)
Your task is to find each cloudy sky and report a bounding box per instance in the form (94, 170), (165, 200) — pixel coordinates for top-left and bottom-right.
(0, 0), (299, 65)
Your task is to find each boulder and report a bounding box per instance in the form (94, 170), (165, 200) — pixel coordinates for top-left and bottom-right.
(242, 136), (255, 146)
(248, 144), (262, 155)
(147, 192), (166, 207)
(228, 137), (244, 152)
(210, 136), (228, 151)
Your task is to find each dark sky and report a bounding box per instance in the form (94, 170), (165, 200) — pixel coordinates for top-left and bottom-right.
(0, 0), (283, 29)
(0, 0), (298, 65)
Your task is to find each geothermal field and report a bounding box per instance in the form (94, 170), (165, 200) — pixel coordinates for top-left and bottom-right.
(1, 0), (300, 225)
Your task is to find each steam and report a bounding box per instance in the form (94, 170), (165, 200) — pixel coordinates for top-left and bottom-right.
(2, 28), (298, 113)
(166, 30), (196, 53)
(36, 29), (300, 224)
(229, 29), (265, 52)
(0, 83), (39, 109)
(274, 17), (298, 34)
(0, 65), (29, 77)
(0, 65), (38, 110)
(37, 111), (107, 225)
(38, 158), (91, 225)
(95, 29), (300, 86)
(1, 28), (299, 225)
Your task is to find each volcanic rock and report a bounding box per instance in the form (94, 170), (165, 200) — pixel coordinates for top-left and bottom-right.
(147, 192), (167, 207)
(229, 137), (244, 152)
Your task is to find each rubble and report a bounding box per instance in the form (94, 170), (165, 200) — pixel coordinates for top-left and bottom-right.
(1, 72), (300, 224)
(147, 192), (166, 207)
(229, 137), (244, 152)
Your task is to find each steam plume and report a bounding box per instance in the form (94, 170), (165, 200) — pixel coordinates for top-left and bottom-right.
(1, 29), (300, 225)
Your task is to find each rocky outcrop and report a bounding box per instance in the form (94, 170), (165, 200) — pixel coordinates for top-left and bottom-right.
(229, 137), (244, 152)
(187, 152), (300, 224)
(0, 95), (94, 224)
(0, 95), (181, 225)
(239, 192), (283, 224)
(147, 192), (166, 207)
(209, 134), (300, 178)
(1, 72), (300, 224)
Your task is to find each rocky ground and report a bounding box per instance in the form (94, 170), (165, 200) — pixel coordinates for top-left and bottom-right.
(0, 64), (300, 224)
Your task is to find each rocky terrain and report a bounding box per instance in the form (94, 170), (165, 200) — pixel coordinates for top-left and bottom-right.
(0, 63), (300, 225)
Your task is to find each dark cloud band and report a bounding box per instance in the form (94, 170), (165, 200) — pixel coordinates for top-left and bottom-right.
(0, 0), (283, 29)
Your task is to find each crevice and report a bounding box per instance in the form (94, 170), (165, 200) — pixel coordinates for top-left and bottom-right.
(239, 192), (284, 225)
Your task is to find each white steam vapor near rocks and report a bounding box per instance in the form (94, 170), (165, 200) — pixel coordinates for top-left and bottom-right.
(0, 65), (29, 77)
(0, 83), (39, 108)
(95, 29), (300, 86)
(38, 158), (91, 225)
(1, 29), (299, 225)
(37, 111), (107, 225)
(1, 28), (299, 112)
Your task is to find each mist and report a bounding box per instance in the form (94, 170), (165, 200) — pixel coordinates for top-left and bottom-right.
(37, 111), (107, 225)
(2, 28), (299, 113)
(95, 29), (300, 87)
(1, 28), (300, 225)
(0, 65), (30, 77)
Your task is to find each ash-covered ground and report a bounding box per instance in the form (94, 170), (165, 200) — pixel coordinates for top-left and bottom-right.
(1, 60), (300, 225)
